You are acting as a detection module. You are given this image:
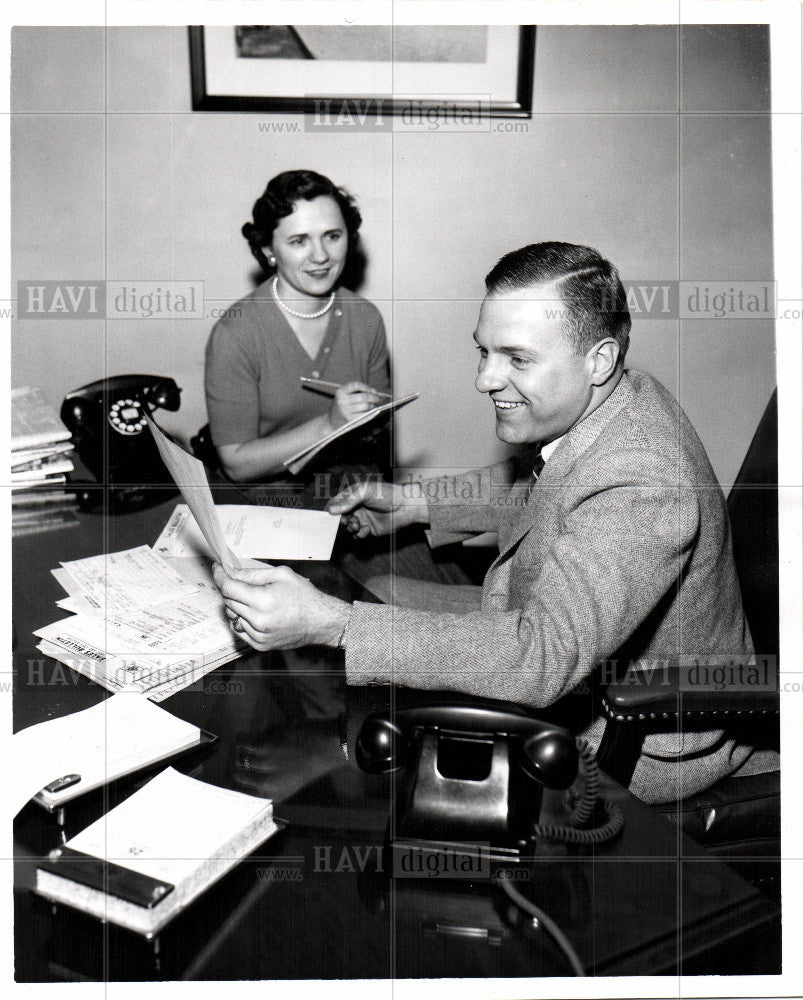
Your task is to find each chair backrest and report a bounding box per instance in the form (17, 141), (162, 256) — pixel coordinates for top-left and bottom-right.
(190, 423), (220, 472)
(726, 391), (778, 660)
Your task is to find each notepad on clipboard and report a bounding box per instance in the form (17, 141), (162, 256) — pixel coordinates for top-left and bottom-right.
(13, 694), (215, 815)
(283, 393), (418, 475)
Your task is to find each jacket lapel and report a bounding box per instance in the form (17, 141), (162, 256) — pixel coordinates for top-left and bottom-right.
(493, 373), (635, 559)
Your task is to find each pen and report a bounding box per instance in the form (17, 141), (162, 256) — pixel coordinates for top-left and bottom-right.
(300, 377), (393, 399)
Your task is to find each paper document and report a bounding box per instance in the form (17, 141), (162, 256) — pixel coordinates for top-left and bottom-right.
(155, 504), (339, 562)
(36, 588), (236, 658)
(56, 545), (200, 616)
(34, 587), (245, 701)
(10, 694), (204, 816)
(284, 392), (418, 475)
(34, 641), (239, 702)
(159, 554), (218, 591)
(145, 415), (243, 573)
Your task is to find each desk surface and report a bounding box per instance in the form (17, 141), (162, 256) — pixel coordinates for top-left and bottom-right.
(12, 493), (779, 981)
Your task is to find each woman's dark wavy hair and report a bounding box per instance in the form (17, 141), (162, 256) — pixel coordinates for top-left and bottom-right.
(242, 170), (363, 277)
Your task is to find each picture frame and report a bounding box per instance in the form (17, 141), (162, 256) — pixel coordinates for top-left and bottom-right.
(189, 25), (535, 118)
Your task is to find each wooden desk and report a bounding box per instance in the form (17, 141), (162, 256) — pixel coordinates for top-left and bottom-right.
(12, 494), (780, 981)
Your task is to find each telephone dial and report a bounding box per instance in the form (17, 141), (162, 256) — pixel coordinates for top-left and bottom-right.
(61, 375), (181, 506)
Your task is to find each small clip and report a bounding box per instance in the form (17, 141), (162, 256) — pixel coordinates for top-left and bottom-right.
(43, 774), (81, 794)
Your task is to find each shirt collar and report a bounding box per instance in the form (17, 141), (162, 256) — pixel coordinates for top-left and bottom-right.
(540, 434), (565, 463)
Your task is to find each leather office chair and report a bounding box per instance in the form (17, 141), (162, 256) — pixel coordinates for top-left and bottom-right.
(190, 423), (221, 474)
(596, 391), (780, 897)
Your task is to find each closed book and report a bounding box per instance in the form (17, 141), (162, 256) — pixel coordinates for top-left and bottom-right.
(12, 489), (78, 509)
(35, 768), (280, 937)
(11, 460), (73, 484)
(12, 510), (80, 538)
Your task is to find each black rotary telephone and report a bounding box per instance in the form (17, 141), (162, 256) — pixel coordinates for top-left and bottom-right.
(61, 375), (181, 503)
(347, 688), (624, 859)
(354, 701), (578, 852)
(346, 689), (625, 978)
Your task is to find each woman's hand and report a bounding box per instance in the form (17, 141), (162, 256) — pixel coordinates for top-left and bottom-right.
(213, 563), (352, 650)
(327, 382), (384, 430)
(326, 480), (427, 538)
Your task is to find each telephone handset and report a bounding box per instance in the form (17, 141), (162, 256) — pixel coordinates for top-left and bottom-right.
(357, 704), (578, 786)
(61, 375), (181, 498)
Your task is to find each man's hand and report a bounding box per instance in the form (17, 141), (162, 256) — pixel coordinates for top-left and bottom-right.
(326, 480), (428, 538)
(213, 563), (352, 650)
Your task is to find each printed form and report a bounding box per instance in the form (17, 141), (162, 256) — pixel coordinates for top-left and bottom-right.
(154, 504), (339, 562)
(54, 546), (200, 616)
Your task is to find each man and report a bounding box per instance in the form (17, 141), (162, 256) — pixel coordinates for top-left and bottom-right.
(214, 242), (762, 804)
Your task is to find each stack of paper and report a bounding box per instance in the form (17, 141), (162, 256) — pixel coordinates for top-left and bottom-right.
(30, 419), (342, 703)
(36, 767), (279, 937)
(35, 545), (246, 702)
(11, 386), (78, 536)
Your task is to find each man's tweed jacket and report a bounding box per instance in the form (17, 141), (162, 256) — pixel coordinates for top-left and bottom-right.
(344, 370), (756, 803)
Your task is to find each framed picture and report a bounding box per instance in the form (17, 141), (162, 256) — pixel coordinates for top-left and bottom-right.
(189, 25), (535, 118)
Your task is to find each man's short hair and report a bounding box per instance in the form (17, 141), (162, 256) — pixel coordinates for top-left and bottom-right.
(485, 242), (631, 360)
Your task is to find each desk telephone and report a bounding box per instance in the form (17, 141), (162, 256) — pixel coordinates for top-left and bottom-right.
(350, 695), (624, 856)
(348, 694), (624, 977)
(61, 376), (181, 499)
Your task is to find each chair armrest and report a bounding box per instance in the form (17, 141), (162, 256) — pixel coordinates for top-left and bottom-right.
(600, 663), (779, 723)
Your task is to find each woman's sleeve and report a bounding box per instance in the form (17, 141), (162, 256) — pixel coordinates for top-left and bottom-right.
(204, 318), (261, 447)
(366, 310), (391, 395)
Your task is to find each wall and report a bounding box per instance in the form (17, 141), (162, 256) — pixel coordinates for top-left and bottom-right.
(10, 24), (774, 488)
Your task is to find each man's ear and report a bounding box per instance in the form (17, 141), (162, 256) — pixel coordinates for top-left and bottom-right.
(587, 338), (621, 386)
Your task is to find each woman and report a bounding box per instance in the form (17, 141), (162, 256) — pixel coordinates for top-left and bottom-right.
(205, 170), (391, 486)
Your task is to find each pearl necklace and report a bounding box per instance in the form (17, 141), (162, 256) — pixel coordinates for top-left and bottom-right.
(272, 276), (335, 320)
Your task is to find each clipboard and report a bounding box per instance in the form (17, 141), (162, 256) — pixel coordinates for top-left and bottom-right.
(32, 729), (217, 813)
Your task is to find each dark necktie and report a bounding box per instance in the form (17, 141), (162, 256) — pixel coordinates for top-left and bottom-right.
(532, 450), (546, 480)
(529, 450), (545, 495)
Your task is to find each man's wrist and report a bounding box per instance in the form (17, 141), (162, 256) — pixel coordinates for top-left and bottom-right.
(319, 596), (353, 647)
(402, 483), (430, 527)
